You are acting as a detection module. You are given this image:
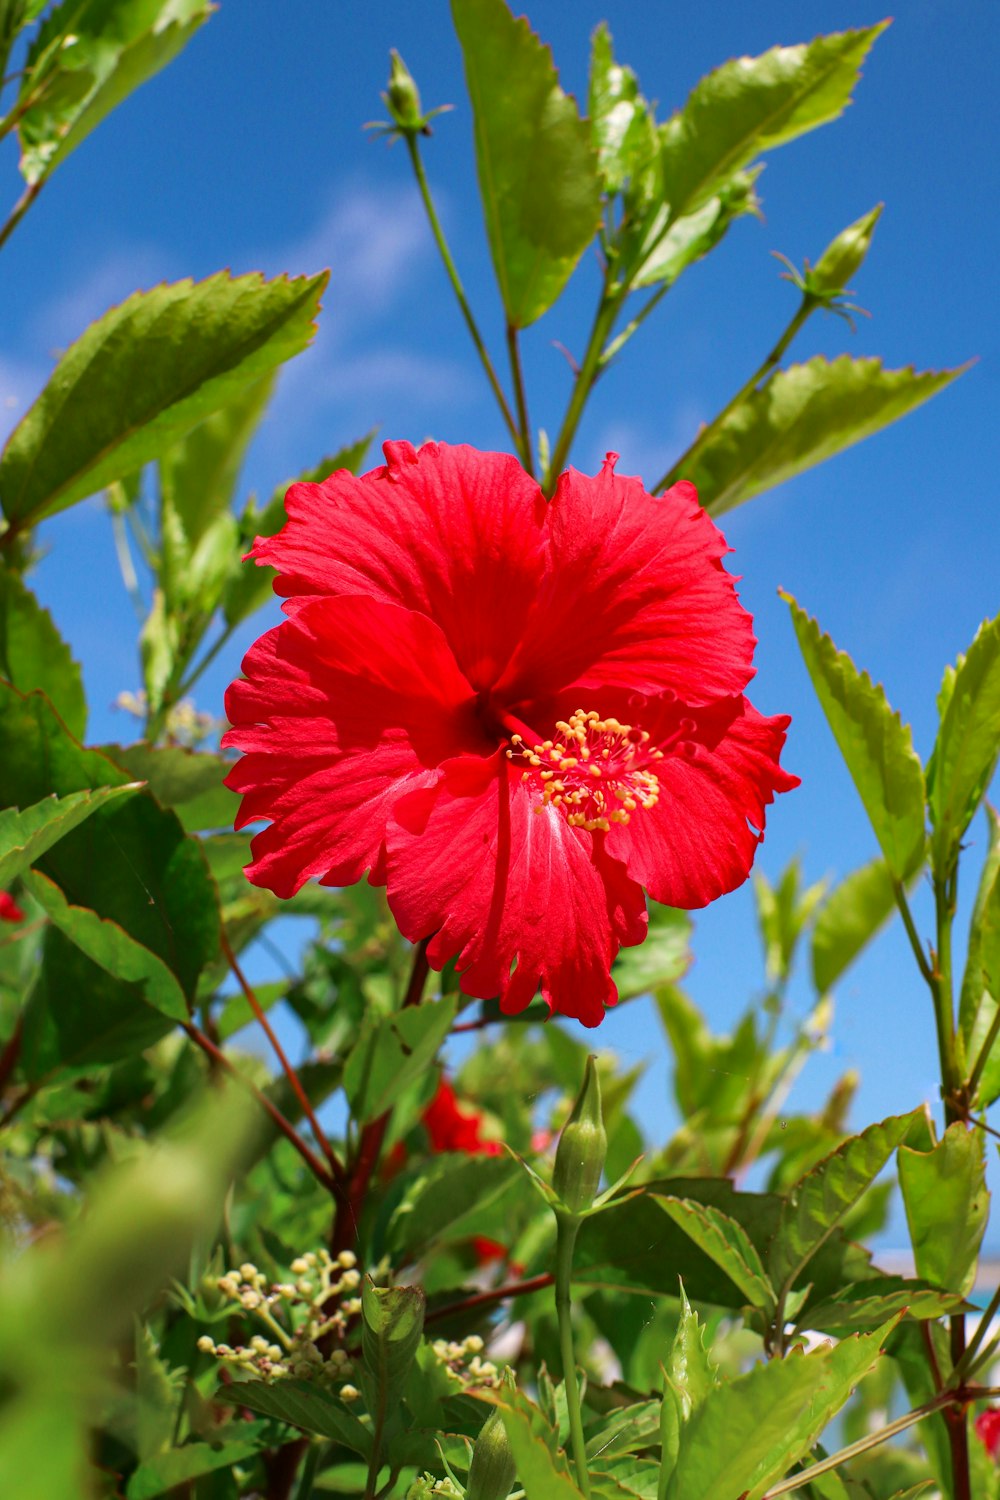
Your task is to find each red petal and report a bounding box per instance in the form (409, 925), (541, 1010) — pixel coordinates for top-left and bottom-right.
(607, 696), (799, 908)
(223, 596), (488, 897)
(0, 891), (24, 923)
(496, 458), (756, 708)
(386, 752), (647, 1027)
(252, 441), (546, 693)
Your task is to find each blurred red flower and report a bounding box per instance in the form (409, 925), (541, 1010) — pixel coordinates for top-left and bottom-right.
(0, 892), (24, 924)
(976, 1408), (1000, 1459)
(225, 442), (797, 1025)
(423, 1077), (502, 1156)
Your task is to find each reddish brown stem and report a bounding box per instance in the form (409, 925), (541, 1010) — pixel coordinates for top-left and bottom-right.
(182, 1022), (336, 1190)
(425, 1272), (555, 1325)
(222, 930), (342, 1178)
(0, 1015), (22, 1094)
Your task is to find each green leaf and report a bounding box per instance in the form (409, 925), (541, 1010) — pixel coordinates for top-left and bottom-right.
(0, 786), (139, 887)
(0, 566), (86, 737)
(656, 1197), (775, 1310)
(104, 742), (238, 832)
(802, 1275), (964, 1334)
(812, 857), (897, 993)
(630, 171), (759, 290)
(126, 1436), (267, 1500)
(927, 614), (1000, 874)
(451, 0), (601, 328)
(754, 857), (826, 985)
(960, 807), (1000, 1103)
(360, 1277), (425, 1417)
(658, 25), (887, 225)
(159, 373), (274, 548)
(683, 355), (963, 518)
(613, 903), (691, 999)
(21, 926), (178, 1076)
(132, 1320), (185, 1463)
(769, 1112), (919, 1295)
(664, 1319), (896, 1500)
(16, 0), (213, 187)
(221, 429), (377, 629)
(660, 1286), (719, 1473)
(0, 684), (220, 1016)
(219, 1379), (372, 1455)
(588, 23), (654, 195)
(497, 1390), (585, 1500)
(899, 1123), (989, 1297)
(584, 1400), (661, 1462)
(784, 595), (926, 882)
(0, 270), (327, 530)
(386, 1152), (520, 1261)
(344, 996), (458, 1124)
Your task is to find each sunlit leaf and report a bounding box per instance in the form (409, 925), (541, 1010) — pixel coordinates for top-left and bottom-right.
(344, 996), (458, 1124)
(0, 786), (139, 887)
(0, 566), (86, 737)
(927, 613), (1000, 875)
(784, 595), (926, 882)
(0, 270), (327, 530)
(899, 1123), (989, 1297)
(812, 856), (897, 994)
(960, 806), (1000, 1104)
(451, 0), (601, 327)
(656, 1197), (775, 1310)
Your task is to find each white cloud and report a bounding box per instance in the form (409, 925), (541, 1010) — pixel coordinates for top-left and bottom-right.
(31, 243), (175, 352)
(0, 351), (46, 444)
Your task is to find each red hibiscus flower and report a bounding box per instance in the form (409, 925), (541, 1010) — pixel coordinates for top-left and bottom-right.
(977, 1408), (1000, 1459)
(424, 1077), (502, 1157)
(224, 442), (797, 1026)
(0, 891), (24, 924)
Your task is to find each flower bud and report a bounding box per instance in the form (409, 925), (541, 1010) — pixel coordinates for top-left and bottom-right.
(810, 204), (882, 296)
(384, 50), (425, 134)
(552, 1055), (607, 1215)
(467, 1406), (516, 1500)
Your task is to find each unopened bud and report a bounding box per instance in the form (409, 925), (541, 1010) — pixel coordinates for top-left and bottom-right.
(467, 1406), (516, 1500)
(552, 1055), (607, 1215)
(384, 50), (425, 134)
(811, 204), (882, 296)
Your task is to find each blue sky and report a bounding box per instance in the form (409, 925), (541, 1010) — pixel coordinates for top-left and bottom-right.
(1, 1), (998, 1229)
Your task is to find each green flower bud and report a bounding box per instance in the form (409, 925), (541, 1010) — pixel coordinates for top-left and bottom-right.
(552, 1055), (607, 1215)
(467, 1406), (516, 1500)
(810, 203), (883, 296)
(384, 50), (425, 134)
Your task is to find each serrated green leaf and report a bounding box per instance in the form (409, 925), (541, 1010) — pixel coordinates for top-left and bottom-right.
(126, 1435), (267, 1500)
(160, 373), (274, 548)
(360, 1277), (424, 1420)
(812, 857), (897, 993)
(584, 1399), (661, 1462)
(221, 429), (376, 628)
(102, 742), (238, 832)
(899, 1123), (989, 1297)
(451, 0), (601, 328)
(0, 786), (139, 887)
(591, 1454), (660, 1499)
(497, 1390), (584, 1500)
(803, 1275), (964, 1334)
(658, 25), (887, 226)
(630, 171), (760, 292)
(588, 23), (654, 196)
(665, 1319), (896, 1500)
(784, 595), (926, 882)
(754, 857), (827, 985)
(680, 355), (962, 518)
(386, 1152), (520, 1261)
(0, 684), (220, 1019)
(16, 0), (213, 187)
(656, 1198), (776, 1310)
(927, 614), (1000, 875)
(0, 566), (86, 736)
(613, 903), (691, 999)
(0, 270), (327, 530)
(132, 1320), (185, 1463)
(961, 807), (1000, 1103)
(219, 1379), (372, 1454)
(344, 996), (458, 1124)
(769, 1112), (919, 1295)
(660, 1285), (718, 1475)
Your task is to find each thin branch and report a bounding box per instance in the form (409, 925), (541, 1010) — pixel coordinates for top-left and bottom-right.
(506, 322), (535, 479)
(425, 1273), (554, 1326)
(762, 1391), (955, 1497)
(181, 1021), (335, 1190)
(0, 178), (41, 254)
(222, 930), (342, 1178)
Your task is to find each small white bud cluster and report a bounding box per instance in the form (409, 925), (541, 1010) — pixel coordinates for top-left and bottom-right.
(199, 1249), (362, 1390)
(430, 1333), (501, 1389)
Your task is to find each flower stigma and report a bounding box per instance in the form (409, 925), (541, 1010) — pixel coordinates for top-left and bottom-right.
(508, 709), (663, 831)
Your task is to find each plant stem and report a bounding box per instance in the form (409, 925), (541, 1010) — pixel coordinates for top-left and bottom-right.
(293, 1441), (324, 1500)
(893, 882), (935, 987)
(506, 322), (535, 478)
(555, 1213), (591, 1498)
(968, 1005), (1000, 1106)
(404, 133), (522, 457)
(175, 622), (237, 701)
(761, 1390), (954, 1496)
(425, 1272), (555, 1326)
(110, 509), (147, 623)
(545, 279), (622, 496)
(181, 1021), (336, 1190)
(0, 178), (40, 253)
(223, 930), (342, 1177)
(651, 294), (817, 497)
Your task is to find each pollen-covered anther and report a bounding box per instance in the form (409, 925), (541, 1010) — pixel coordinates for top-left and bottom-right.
(513, 709), (662, 832)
